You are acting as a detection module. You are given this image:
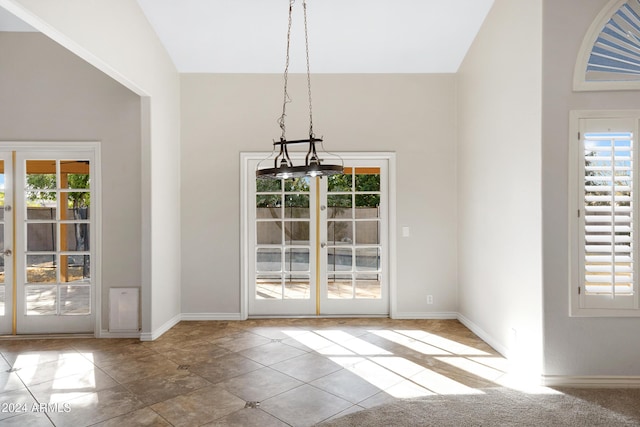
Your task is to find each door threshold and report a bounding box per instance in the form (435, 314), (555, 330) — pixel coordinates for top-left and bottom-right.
(247, 314), (390, 319)
(0, 333), (95, 340)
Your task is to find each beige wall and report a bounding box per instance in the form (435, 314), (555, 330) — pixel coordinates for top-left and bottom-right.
(457, 0), (543, 368)
(180, 74), (458, 316)
(0, 32), (142, 329)
(543, 0), (640, 377)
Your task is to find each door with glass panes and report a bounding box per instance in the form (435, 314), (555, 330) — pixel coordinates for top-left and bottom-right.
(0, 148), (95, 334)
(248, 156), (389, 316)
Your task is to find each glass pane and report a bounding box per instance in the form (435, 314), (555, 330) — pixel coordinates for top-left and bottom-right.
(285, 248), (309, 272)
(328, 248), (352, 272)
(257, 178), (281, 192)
(356, 274), (381, 299)
(61, 161), (90, 189)
(61, 223), (90, 251)
(356, 248), (380, 271)
(284, 177), (310, 192)
(356, 221), (380, 245)
(256, 275), (282, 299)
(0, 226), (4, 258)
(285, 195), (309, 218)
(285, 221), (309, 245)
(327, 221), (352, 244)
(257, 222), (282, 245)
(0, 285), (4, 316)
(328, 275), (353, 299)
(0, 159), (4, 219)
(328, 173), (352, 192)
(0, 254), (4, 286)
(256, 195), (282, 219)
(26, 254), (57, 283)
(355, 195), (380, 218)
(27, 223), (57, 251)
(257, 248), (281, 272)
(60, 285), (90, 314)
(355, 171), (380, 192)
(62, 255), (90, 283)
(284, 275), (310, 299)
(26, 284), (57, 315)
(26, 160), (56, 188)
(327, 195), (352, 219)
(64, 205), (90, 220)
(26, 199), (57, 220)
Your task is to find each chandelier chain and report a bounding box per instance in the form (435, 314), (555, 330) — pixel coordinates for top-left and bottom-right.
(278, 0), (295, 140)
(303, 0), (314, 137)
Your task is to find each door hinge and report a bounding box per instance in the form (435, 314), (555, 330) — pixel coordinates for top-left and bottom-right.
(577, 209), (581, 218)
(578, 286), (581, 295)
(578, 131), (581, 140)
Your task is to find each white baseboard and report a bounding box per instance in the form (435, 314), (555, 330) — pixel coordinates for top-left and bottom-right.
(392, 311), (458, 320)
(457, 313), (509, 358)
(139, 313), (181, 341)
(542, 375), (640, 387)
(181, 313), (243, 321)
(98, 330), (141, 339)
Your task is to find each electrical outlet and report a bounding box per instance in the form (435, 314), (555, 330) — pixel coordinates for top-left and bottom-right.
(427, 295), (433, 304)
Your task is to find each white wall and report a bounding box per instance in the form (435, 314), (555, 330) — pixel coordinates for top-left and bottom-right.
(0, 32), (141, 330)
(180, 74), (458, 317)
(1, 0), (182, 335)
(543, 0), (640, 378)
(457, 0), (543, 367)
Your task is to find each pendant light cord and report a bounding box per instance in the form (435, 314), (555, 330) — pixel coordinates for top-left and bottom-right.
(277, 0), (315, 140)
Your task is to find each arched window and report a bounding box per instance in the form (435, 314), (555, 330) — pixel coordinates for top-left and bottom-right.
(574, 0), (640, 91)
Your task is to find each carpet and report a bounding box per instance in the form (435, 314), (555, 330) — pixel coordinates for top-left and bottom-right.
(318, 388), (640, 426)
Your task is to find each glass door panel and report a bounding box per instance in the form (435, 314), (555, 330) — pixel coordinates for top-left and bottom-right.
(0, 155), (11, 333)
(16, 154), (94, 333)
(247, 155), (389, 317)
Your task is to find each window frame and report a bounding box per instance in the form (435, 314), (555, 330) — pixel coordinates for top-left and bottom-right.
(569, 110), (640, 316)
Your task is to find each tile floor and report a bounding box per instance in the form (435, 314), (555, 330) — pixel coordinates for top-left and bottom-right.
(0, 318), (513, 426)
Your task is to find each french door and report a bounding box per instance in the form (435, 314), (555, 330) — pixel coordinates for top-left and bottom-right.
(0, 146), (97, 334)
(245, 154), (391, 317)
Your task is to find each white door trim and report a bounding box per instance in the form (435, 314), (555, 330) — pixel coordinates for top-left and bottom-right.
(0, 141), (101, 335)
(240, 151), (397, 319)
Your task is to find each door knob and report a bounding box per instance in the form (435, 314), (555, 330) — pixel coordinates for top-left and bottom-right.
(3, 205), (10, 212)
(320, 243), (327, 248)
(2, 249), (11, 256)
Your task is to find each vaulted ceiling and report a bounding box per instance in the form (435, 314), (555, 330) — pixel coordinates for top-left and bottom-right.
(1, 0), (495, 73)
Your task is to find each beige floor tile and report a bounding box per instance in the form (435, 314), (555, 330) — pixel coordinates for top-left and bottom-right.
(211, 331), (272, 352)
(47, 385), (145, 427)
(28, 366), (118, 404)
(260, 384), (352, 427)
(15, 354), (96, 387)
(271, 352), (344, 382)
(0, 411), (54, 426)
(99, 353), (184, 384)
(161, 342), (231, 366)
(91, 407), (172, 426)
(202, 407), (290, 427)
(150, 384), (246, 427)
(310, 368), (382, 403)
(218, 366), (303, 402)
(123, 371), (212, 405)
(0, 388), (39, 421)
(188, 353), (263, 384)
(0, 370), (27, 394)
(239, 341), (308, 366)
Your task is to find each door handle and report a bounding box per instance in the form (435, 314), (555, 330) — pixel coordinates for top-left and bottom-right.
(2, 249), (11, 256)
(320, 243), (327, 248)
(3, 205), (10, 212)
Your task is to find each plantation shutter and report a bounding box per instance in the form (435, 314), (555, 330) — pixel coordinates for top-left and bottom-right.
(580, 121), (637, 310)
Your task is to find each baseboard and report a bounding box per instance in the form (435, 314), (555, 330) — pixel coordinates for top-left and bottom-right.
(98, 330), (141, 339)
(392, 311), (458, 320)
(181, 313), (243, 321)
(139, 313), (181, 341)
(456, 313), (509, 358)
(542, 375), (640, 387)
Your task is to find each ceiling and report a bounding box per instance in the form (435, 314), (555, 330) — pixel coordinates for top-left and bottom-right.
(1, 0), (495, 73)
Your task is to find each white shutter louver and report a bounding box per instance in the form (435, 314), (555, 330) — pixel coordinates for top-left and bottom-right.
(583, 132), (634, 297)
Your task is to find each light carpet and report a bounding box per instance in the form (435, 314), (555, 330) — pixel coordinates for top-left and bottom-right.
(319, 387), (640, 426)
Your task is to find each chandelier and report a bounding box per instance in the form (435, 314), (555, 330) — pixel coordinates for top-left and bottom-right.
(256, 0), (343, 179)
